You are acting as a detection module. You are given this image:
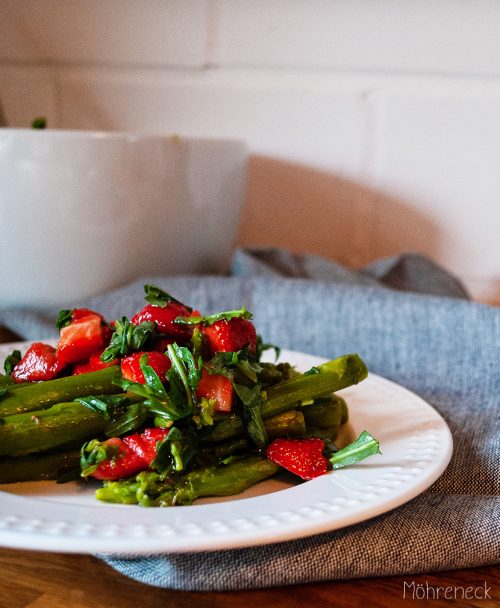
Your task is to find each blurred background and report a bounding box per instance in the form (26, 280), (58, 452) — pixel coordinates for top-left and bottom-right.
(1, 0), (499, 304)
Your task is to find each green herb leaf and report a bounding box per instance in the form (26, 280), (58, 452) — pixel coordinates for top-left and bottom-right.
(100, 317), (157, 363)
(76, 394), (133, 422)
(192, 396), (215, 428)
(152, 426), (198, 475)
(55, 309), (73, 330)
(80, 438), (120, 477)
(3, 349), (21, 375)
(114, 352), (194, 423)
(140, 353), (168, 395)
(143, 284), (192, 311)
(204, 350), (261, 384)
(304, 366), (320, 376)
(104, 402), (148, 437)
(168, 344), (202, 392)
(255, 336), (281, 362)
(174, 307), (252, 327)
(234, 382), (267, 449)
(330, 431), (381, 469)
(166, 344), (202, 412)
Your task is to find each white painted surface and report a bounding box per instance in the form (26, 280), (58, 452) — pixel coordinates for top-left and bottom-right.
(1, 0), (499, 302)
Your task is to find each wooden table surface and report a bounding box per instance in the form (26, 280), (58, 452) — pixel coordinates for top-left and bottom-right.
(0, 325), (498, 608)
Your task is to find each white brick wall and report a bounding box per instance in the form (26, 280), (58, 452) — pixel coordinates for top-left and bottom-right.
(1, 0), (499, 303)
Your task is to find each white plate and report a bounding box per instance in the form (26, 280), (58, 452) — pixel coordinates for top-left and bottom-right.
(0, 345), (452, 555)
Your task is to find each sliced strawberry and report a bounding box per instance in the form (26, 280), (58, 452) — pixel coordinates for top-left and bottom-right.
(150, 336), (176, 353)
(90, 437), (146, 481)
(90, 428), (170, 480)
(57, 313), (110, 366)
(72, 351), (118, 375)
(71, 308), (105, 322)
(202, 317), (257, 357)
(196, 368), (234, 412)
(266, 438), (328, 480)
(120, 351), (171, 384)
(123, 427), (170, 465)
(131, 302), (193, 339)
(11, 342), (63, 382)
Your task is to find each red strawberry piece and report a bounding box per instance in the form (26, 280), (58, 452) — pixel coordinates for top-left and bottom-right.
(202, 317), (257, 356)
(91, 428), (170, 480)
(11, 342), (63, 382)
(123, 427), (170, 465)
(150, 336), (176, 353)
(72, 351), (118, 375)
(121, 351), (171, 384)
(266, 438), (328, 480)
(131, 302), (193, 339)
(57, 313), (110, 366)
(90, 437), (145, 481)
(196, 368), (234, 412)
(71, 308), (104, 322)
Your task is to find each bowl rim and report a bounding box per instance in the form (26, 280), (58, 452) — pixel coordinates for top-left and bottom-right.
(0, 128), (246, 147)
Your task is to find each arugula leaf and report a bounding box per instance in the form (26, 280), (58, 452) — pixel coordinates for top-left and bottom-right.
(192, 396), (215, 428)
(55, 309), (73, 330)
(330, 431), (381, 469)
(233, 382), (267, 449)
(168, 344), (202, 390)
(76, 394), (133, 422)
(3, 349), (21, 375)
(100, 317), (157, 363)
(80, 438), (120, 477)
(205, 351), (239, 373)
(104, 402), (149, 438)
(166, 344), (202, 411)
(114, 353), (194, 423)
(143, 284), (192, 311)
(304, 366), (320, 376)
(174, 307), (252, 327)
(235, 358), (262, 384)
(152, 426), (198, 474)
(76, 393), (150, 437)
(191, 326), (204, 360)
(204, 350), (261, 384)
(255, 336), (281, 362)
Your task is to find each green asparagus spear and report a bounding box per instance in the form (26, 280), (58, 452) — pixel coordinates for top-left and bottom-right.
(200, 354), (365, 443)
(0, 401), (108, 457)
(196, 438), (250, 465)
(0, 374), (16, 388)
(96, 455), (280, 506)
(197, 410), (307, 464)
(264, 409), (307, 439)
(261, 354), (366, 417)
(302, 396), (344, 439)
(0, 450), (80, 483)
(0, 366), (122, 417)
(200, 406), (309, 443)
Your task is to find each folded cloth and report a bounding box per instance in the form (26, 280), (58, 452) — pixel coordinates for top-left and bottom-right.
(0, 248), (498, 590)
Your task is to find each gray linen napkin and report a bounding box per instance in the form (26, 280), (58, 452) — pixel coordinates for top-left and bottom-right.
(0, 248), (498, 589)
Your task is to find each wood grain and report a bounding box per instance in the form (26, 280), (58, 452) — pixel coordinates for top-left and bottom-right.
(0, 326), (22, 344)
(0, 549), (498, 608)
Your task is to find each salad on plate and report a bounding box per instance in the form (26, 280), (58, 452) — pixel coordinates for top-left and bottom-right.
(0, 285), (379, 507)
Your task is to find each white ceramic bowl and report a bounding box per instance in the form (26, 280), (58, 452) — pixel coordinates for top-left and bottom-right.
(0, 129), (247, 309)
